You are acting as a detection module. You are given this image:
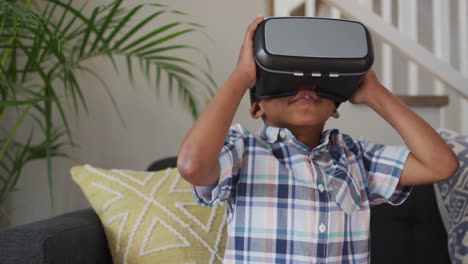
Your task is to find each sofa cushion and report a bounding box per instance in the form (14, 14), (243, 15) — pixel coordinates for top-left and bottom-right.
(435, 129), (468, 264)
(71, 165), (227, 264)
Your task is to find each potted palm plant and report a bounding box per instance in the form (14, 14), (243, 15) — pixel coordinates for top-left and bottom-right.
(0, 0), (216, 225)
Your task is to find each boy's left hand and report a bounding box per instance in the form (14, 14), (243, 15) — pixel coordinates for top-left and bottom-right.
(349, 69), (383, 105)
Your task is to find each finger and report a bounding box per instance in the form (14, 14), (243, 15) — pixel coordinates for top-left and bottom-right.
(244, 16), (264, 43)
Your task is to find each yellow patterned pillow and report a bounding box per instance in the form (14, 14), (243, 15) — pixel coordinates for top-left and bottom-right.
(71, 165), (226, 264)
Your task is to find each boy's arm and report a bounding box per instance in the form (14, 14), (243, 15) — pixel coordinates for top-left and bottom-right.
(350, 70), (459, 186)
(177, 16), (263, 186)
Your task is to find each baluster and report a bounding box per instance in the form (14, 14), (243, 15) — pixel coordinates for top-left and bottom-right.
(460, 0), (468, 76)
(330, 7), (341, 19)
(357, 0), (373, 10)
(432, 0), (451, 95)
(398, 0), (419, 95)
(458, 0), (468, 133)
(305, 0), (317, 17)
(274, 0), (294, 16)
(381, 0), (393, 92)
(433, 0), (451, 128)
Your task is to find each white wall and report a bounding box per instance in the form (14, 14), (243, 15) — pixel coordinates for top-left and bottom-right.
(3, 0), (448, 226)
(5, 0), (267, 226)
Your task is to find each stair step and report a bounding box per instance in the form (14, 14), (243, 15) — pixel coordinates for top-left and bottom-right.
(396, 95), (448, 107)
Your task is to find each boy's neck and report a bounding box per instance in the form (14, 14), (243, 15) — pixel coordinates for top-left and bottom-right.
(288, 125), (324, 149)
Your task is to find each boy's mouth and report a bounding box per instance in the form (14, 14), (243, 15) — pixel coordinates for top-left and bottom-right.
(289, 85), (321, 104)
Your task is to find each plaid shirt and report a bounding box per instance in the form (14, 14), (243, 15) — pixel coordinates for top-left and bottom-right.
(194, 124), (411, 264)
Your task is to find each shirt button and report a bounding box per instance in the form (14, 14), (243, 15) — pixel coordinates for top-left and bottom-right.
(318, 184), (325, 193)
(319, 223), (327, 233)
(279, 130), (286, 139)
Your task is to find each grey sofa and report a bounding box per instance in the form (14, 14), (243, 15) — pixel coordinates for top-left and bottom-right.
(0, 186), (451, 264)
(0, 156), (452, 264)
(0, 208), (112, 264)
(0, 157), (178, 264)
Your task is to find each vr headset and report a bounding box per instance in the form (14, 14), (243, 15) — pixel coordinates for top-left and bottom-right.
(250, 17), (374, 105)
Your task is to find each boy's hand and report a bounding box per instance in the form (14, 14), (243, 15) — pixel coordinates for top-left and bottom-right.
(349, 69), (383, 105)
(235, 16), (264, 89)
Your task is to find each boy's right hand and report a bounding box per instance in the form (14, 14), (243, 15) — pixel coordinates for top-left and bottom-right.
(178, 16), (264, 186)
(235, 16), (264, 89)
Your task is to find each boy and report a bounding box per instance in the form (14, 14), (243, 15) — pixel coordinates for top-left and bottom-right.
(177, 16), (459, 263)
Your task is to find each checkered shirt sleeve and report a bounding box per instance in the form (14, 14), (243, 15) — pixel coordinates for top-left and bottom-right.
(355, 136), (411, 205)
(193, 124), (246, 207)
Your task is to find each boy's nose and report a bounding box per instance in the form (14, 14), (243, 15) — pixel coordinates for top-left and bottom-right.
(297, 83), (318, 91)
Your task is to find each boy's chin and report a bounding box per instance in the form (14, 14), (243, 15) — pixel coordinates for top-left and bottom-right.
(280, 117), (328, 128)
(293, 112), (330, 122)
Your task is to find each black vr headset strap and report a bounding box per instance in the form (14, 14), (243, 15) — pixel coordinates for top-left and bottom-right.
(249, 86), (256, 105)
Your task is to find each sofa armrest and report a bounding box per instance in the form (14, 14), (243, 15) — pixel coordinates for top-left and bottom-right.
(0, 208), (112, 264)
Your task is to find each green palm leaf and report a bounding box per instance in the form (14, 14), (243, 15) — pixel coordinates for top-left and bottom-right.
(0, 0), (216, 212)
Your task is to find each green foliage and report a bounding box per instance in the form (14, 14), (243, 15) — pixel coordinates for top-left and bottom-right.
(0, 0), (216, 208)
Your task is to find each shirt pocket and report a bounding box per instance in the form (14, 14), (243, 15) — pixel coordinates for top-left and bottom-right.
(326, 164), (363, 215)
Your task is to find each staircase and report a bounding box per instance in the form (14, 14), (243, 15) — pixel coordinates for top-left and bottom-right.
(271, 0), (468, 134)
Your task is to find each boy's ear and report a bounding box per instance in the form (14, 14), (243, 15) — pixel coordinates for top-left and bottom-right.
(331, 108), (340, 119)
(250, 100), (265, 119)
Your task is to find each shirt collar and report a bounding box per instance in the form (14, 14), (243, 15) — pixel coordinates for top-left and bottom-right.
(259, 124), (339, 153)
(259, 124), (294, 143)
(314, 129), (342, 154)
